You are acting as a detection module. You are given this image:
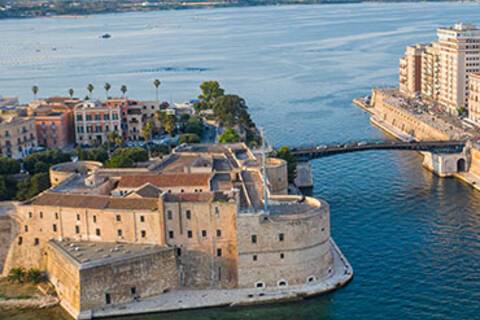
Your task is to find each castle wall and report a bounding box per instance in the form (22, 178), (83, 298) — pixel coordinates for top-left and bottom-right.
(78, 250), (178, 313)
(5, 204), (164, 272)
(266, 158), (288, 195)
(236, 198), (333, 288)
(0, 215), (15, 275)
(163, 200), (238, 289)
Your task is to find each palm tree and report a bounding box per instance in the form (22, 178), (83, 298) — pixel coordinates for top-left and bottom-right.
(153, 79), (161, 102)
(104, 83), (111, 100)
(31, 86), (39, 100)
(120, 85), (128, 98)
(68, 88), (74, 98)
(164, 114), (176, 136)
(87, 83), (94, 100)
(155, 110), (167, 133)
(141, 120), (154, 158)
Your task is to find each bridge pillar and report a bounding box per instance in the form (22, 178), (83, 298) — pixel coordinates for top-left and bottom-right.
(422, 150), (469, 177)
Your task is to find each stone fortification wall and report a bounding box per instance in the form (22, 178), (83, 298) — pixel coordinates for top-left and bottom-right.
(266, 158), (288, 195)
(50, 161), (103, 186)
(470, 147), (480, 177)
(236, 197), (333, 289)
(4, 203), (164, 272)
(372, 89), (450, 140)
(79, 250), (178, 313)
(0, 215), (15, 275)
(163, 200), (238, 289)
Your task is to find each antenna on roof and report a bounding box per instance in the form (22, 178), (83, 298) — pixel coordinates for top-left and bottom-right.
(260, 127), (269, 214)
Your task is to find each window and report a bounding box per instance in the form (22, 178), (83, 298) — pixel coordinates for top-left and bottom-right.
(53, 224), (57, 232)
(278, 233), (284, 242)
(216, 229), (222, 237)
(252, 255), (257, 261)
(251, 235), (257, 244)
(105, 293), (111, 305)
(278, 280), (288, 287)
(96, 228), (101, 236)
(24, 225), (28, 232)
(307, 276), (316, 283)
(34, 238), (39, 246)
(255, 281), (265, 289)
(280, 253), (284, 259)
(168, 231), (174, 239)
(55, 212), (59, 220)
(176, 248), (182, 256)
(186, 210), (191, 220)
(187, 230), (193, 238)
(18, 236), (23, 245)
(202, 230), (207, 238)
(217, 248), (222, 257)
(167, 210), (173, 220)
(116, 215), (121, 222)
(130, 287), (136, 295)
(93, 215), (97, 223)
(75, 226), (80, 234)
(215, 207), (220, 215)
(140, 215), (145, 222)
(141, 230), (147, 238)
(76, 214), (80, 221)
(28, 212), (32, 218)
(117, 229), (123, 237)
(40, 212), (43, 219)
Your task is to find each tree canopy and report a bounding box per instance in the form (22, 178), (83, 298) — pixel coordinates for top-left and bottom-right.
(23, 149), (71, 174)
(0, 157), (20, 175)
(179, 133), (201, 144)
(219, 128), (240, 143)
(276, 146), (297, 183)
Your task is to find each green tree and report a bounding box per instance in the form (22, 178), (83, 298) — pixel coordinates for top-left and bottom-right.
(87, 83), (94, 100)
(0, 157), (20, 175)
(141, 120), (154, 158)
(16, 172), (51, 200)
(104, 82), (111, 99)
(179, 133), (201, 144)
(212, 94), (249, 127)
(120, 84), (128, 98)
(26, 269), (44, 284)
(198, 81), (224, 108)
(8, 267), (26, 284)
(105, 155), (134, 168)
(77, 147), (109, 163)
(219, 128), (240, 143)
(153, 79), (161, 102)
(183, 116), (204, 136)
(164, 114), (176, 136)
(31, 85), (39, 100)
(276, 146), (297, 183)
(155, 110), (167, 132)
(23, 149), (71, 174)
(68, 88), (74, 98)
(112, 147), (148, 163)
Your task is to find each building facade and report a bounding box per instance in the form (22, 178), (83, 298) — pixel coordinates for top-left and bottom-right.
(399, 44), (425, 97)
(0, 113), (37, 159)
(74, 101), (122, 146)
(467, 72), (480, 124)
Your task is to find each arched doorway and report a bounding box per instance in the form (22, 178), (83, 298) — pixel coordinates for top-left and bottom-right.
(457, 158), (466, 172)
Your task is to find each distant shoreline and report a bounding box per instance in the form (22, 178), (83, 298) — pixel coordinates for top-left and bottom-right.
(0, 0), (472, 22)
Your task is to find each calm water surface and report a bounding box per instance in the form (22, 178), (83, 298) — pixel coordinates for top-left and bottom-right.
(1, 3), (480, 319)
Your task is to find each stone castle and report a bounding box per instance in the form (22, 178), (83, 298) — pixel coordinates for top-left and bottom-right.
(1, 143), (352, 319)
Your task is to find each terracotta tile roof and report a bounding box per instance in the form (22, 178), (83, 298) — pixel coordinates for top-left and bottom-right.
(133, 184), (162, 198)
(27, 192), (158, 210)
(163, 192), (232, 203)
(117, 173), (211, 189)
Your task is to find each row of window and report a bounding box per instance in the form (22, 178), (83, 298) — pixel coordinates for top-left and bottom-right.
(28, 212), (148, 223)
(76, 113), (119, 121)
(252, 252), (285, 262)
(251, 233), (284, 244)
(253, 276), (317, 289)
(168, 229), (222, 240)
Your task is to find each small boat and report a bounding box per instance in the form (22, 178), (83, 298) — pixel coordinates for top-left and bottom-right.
(101, 33), (111, 39)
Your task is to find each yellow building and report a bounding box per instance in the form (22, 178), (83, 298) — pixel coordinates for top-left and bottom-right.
(399, 44), (425, 97)
(0, 112), (37, 159)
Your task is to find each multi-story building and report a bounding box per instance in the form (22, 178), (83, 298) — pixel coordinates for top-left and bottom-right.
(467, 73), (480, 124)
(421, 43), (441, 101)
(399, 44), (425, 97)
(436, 23), (480, 114)
(32, 105), (72, 148)
(74, 101), (122, 146)
(0, 112), (37, 159)
(2, 143), (352, 319)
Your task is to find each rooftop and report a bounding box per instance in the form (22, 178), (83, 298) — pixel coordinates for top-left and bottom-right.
(26, 192), (158, 210)
(47, 239), (172, 270)
(117, 173), (212, 189)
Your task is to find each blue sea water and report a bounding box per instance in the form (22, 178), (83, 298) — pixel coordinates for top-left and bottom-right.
(1, 3), (480, 319)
